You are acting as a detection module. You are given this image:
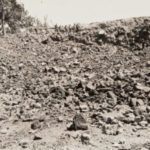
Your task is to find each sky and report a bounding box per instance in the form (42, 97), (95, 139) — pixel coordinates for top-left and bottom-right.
(17, 0), (150, 25)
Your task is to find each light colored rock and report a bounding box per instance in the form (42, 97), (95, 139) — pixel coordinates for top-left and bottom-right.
(108, 91), (117, 105)
(136, 83), (150, 92)
(80, 103), (89, 112)
(19, 138), (30, 148)
(140, 148), (149, 150)
(58, 116), (64, 122)
(139, 121), (148, 127)
(86, 82), (96, 90)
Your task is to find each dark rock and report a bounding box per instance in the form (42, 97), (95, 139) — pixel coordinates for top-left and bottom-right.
(41, 38), (49, 44)
(146, 61), (150, 67)
(19, 139), (30, 149)
(31, 120), (41, 130)
(68, 113), (88, 131)
(81, 133), (91, 144)
(102, 124), (120, 135)
(33, 134), (42, 140)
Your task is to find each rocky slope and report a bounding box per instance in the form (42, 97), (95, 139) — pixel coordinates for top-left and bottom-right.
(0, 17), (150, 150)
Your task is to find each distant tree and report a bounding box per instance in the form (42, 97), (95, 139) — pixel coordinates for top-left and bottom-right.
(0, 0), (35, 34)
(0, 0), (5, 35)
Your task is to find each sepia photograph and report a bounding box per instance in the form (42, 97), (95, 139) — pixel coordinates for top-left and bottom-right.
(0, 0), (150, 149)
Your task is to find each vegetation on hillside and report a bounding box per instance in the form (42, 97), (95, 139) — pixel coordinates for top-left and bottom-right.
(0, 0), (35, 34)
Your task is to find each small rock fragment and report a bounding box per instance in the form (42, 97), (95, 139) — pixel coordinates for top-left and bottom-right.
(68, 113), (88, 131)
(73, 113), (88, 130)
(70, 132), (80, 139)
(72, 47), (79, 54)
(140, 148), (148, 150)
(123, 113), (135, 123)
(135, 83), (150, 92)
(102, 124), (120, 135)
(33, 134), (42, 140)
(52, 66), (60, 73)
(139, 121), (148, 127)
(0, 128), (9, 134)
(58, 116), (64, 122)
(86, 82), (96, 90)
(31, 120), (41, 130)
(41, 38), (49, 44)
(18, 63), (24, 69)
(81, 133), (91, 144)
(146, 61), (150, 67)
(79, 103), (89, 112)
(107, 91), (117, 105)
(130, 98), (144, 107)
(19, 139), (30, 149)
(84, 73), (96, 79)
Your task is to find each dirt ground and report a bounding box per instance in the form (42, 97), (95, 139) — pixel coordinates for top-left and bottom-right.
(0, 17), (150, 150)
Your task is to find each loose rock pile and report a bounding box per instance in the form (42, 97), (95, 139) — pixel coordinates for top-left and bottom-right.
(0, 18), (149, 147)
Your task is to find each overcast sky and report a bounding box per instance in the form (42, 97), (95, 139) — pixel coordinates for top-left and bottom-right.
(18, 0), (150, 25)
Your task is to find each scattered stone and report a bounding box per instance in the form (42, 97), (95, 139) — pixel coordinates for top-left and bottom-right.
(86, 82), (96, 91)
(107, 91), (117, 105)
(31, 120), (41, 130)
(19, 139), (30, 149)
(119, 143), (131, 150)
(68, 113), (88, 131)
(113, 139), (131, 150)
(113, 142), (120, 148)
(138, 121), (148, 127)
(101, 115), (116, 124)
(146, 61), (150, 67)
(123, 113), (135, 123)
(0, 128), (9, 134)
(135, 106), (147, 115)
(31, 102), (42, 108)
(79, 103), (89, 112)
(0, 17), (150, 150)
(140, 148), (149, 150)
(70, 132), (80, 139)
(81, 133), (91, 144)
(98, 29), (106, 35)
(41, 38), (49, 44)
(102, 124), (120, 135)
(18, 63), (24, 69)
(84, 73), (96, 79)
(73, 113), (88, 130)
(72, 47), (79, 54)
(52, 66), (60, 73)
(135, 83), (150, 92)
(130, 98), (144, 107)
(59, 67), (67, 72)
(0, 115), (8, 121)
(135, 116), (142, 123)
(67, 122), (73, 130)
(58, 116), (64, 122)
